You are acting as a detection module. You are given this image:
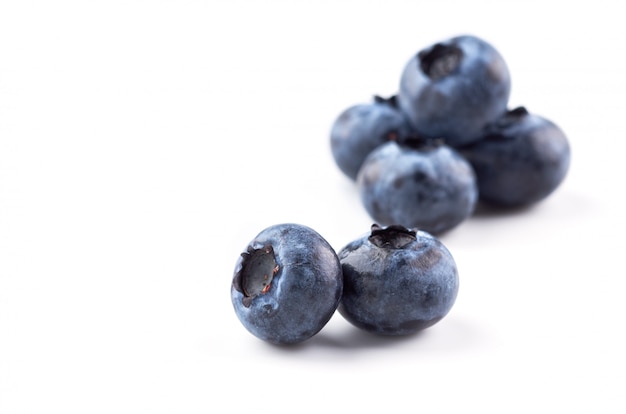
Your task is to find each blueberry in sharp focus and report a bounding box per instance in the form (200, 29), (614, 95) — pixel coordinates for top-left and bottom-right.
(338, 224), (459, 336)
(330, 95), (413, 180)
(357, 137), (478, 235)
(398, 34), (511, 147)
(231, 223), (343, 345)
(458, 106), (571, 207)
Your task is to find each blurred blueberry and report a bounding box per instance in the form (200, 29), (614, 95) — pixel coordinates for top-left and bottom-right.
(357, 138), (477, 235)
(330, 95), (413, 180)
(231, 223), (343, 345)
(398, 34), (511, 147)
(458, 106), (571, 207)
(338, 224), (459, 336)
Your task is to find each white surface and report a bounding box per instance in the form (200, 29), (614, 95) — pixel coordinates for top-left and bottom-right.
(1, 1), (625, 412)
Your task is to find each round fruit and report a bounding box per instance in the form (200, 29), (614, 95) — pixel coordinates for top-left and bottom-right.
(458, 106), (571, 207)
(398, 34), (511, 147)
(231, 223), (343, 345)
(357, 137), (478, 235)
(330, 95), (413, 181)
(337, 224), (459, 336)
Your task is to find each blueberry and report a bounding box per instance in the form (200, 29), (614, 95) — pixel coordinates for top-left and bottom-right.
(458, 106), (571, 207)
(330, 95), (413, 180)
(398, 34), (511, 147)
(337, 224), (459, 336)
(357, 137), (478, 235)
(231, 223), (343, 345)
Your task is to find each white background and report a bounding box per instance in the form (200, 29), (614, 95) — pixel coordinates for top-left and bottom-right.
(1, 1), (625, 412)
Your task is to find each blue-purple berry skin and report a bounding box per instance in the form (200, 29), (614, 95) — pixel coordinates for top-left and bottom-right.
(458, 107), (571, 207)
(398, 34), (511, 147)
(338, 224), (459, 336)
(330, 95), (413, 181)
(231, 223), (343, 345)
(357, 139), (478, 235)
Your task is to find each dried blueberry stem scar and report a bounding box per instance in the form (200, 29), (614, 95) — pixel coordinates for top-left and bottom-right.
(368, 223), (417, 249)
(419, 43), (463, 80)
(236, 244), (279, 307)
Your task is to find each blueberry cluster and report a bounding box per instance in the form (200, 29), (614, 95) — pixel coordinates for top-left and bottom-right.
(331, 34), (571, 235)
(231, 35), (572, 345)
(231, 223), (458, 345)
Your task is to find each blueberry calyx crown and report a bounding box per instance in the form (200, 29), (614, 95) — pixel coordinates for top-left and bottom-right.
(373, 94), (399, 108)
(368, 223), (417, 249)
(418, 43), (463, 80)
(496, 106), (529, 126)
(372, 95), (402, 142)
(482, 106), (529, 141)
(399, 134), (445, 151)
(234, 244), (280, 308)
